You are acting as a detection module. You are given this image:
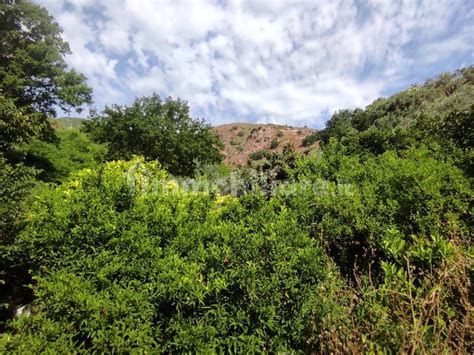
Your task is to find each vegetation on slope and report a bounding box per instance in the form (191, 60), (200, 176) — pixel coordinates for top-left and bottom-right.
(212, 123), (315, 165)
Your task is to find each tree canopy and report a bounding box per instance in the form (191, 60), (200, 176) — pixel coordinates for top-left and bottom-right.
(0, 1), (92, 117)
(85, 94), (223, 176)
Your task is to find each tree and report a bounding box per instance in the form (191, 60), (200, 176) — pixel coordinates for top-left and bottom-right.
(0, 1), (93, 325)
(0, 0), (92, 117)
(84, 94), (223, 176)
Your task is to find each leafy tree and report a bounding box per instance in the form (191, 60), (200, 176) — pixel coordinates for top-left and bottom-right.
(0, 95), (45, 156)
(0, 0), (92, 117)
(85, 95), (223, 176)
(0, 1), (92, 326)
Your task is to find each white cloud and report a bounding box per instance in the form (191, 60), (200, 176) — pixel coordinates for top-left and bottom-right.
(36, 0), (473, 127)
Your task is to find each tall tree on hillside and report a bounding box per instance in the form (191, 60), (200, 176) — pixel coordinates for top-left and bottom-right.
(85, 94), (223, 176)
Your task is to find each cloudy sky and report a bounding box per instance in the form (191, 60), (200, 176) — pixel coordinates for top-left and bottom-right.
(37, 0), (473, 128)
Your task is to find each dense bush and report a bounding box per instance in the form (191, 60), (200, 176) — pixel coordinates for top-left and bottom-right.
(302, 133), (318, 146)
(248, 150), (266, 161)
(0, 159), (344, 352)
(0, 157), (37, 325)
(286, 142), (472, 273)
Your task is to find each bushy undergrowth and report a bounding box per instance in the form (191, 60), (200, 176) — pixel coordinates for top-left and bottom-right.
(1, 159), (345, 353)
(1, 146), (471, 352)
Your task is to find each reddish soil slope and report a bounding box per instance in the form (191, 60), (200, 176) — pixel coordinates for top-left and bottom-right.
(212, 123), (318, 166)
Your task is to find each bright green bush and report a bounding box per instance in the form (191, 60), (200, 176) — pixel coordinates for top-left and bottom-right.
(1, 158), (343, 352)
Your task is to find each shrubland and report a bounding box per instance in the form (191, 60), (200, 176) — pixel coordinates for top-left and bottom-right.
(1, 159), (344, 352)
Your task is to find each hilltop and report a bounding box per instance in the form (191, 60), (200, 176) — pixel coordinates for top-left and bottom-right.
(51, 117), (86, 130)
(212, 123), (316, 165)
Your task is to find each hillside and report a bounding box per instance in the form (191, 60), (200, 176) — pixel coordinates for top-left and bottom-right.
(307, 66), (474, 144)
(51, 117), (86, 130)
(212, 123), (317, 165)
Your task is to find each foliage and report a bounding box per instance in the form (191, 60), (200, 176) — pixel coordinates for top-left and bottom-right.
(333, 236), (472, 353)
(286, 143), (472, 274)
(1, 159), (343, 352)
(302, 133), (318, 146)
(0, 95), (47, 159)
(0, 1), (93, 329)
(239, 146), (297, 198)
(248, 150), (266, 161)
(0, 156), (37, 326)
(84, 94), (223, 176)
(317, 66), (474, 147)
(0, 0), (92, 116)
(21, 129), (107, 182)
(270, 138), (279, 149)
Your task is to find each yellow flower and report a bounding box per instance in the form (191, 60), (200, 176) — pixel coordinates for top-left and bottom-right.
(215, 195), (235, 205)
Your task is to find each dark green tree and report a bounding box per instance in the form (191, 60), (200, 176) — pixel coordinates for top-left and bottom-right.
(0, 0), (92, 117)
(85, 94), (223, 176)
(0, 0), (92, 325)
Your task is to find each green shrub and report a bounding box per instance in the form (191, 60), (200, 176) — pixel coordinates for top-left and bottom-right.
(327, 235), (472, 353)
(270, 139), (279, 149)
(1, 158), (343, 352)
(302, 133), (318, 147)
(276, 130), (284, 137)
(237, 130), (245, 137)
(248, 150), (266, 161)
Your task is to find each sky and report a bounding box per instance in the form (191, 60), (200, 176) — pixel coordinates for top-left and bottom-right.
(36, 0), (473, 128)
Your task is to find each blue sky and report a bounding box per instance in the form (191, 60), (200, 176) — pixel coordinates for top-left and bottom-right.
(37, 0), (473, 128)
